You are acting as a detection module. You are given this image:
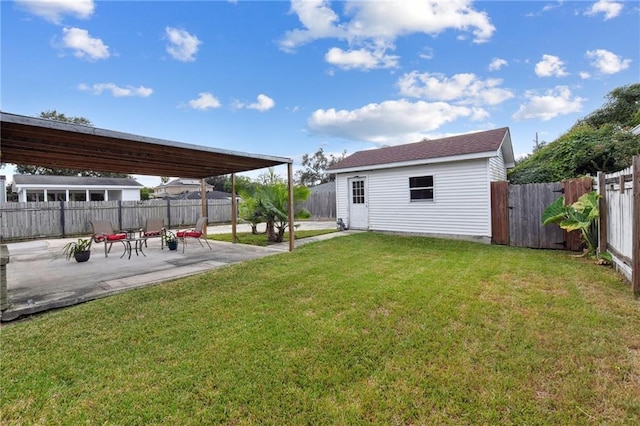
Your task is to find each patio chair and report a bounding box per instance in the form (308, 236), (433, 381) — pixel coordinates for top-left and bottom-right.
(176, 216), (212, 253)
(140, 217), (166, 249)
(90, 220), (127, 258)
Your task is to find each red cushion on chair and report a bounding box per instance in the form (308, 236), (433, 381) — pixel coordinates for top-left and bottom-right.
(106, 233), (127, 241)
(177, 231), (201, 238)
(144, 231), (162, 237)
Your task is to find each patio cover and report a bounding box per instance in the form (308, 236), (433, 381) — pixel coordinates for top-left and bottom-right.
(0, 111), (296, 250)
(0, 112), (290, 178)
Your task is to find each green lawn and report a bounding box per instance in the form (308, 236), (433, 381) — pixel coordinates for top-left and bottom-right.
(208, 228), (338, 246)
(2, 233), (639, 425)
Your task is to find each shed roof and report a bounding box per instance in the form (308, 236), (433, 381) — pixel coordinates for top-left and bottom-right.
(1, 112), (291, 178)
(13, 175), (143, 187)
(328, 127), (514, 172)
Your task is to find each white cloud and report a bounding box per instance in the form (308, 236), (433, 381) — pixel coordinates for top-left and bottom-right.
(535, 54), (569, 77)
(397, 71), (514, 106)
(579, 71), (592, 79)
(16, 0), (94, 24)
(488, 58), (507, 71)
(342, 1), (495, 43)
(165, 27), (201, 62)
(188, 92), (221, 110)
(60, 27), (109, 61)
(419, 47), (434, 60)
(325, 47), (399, 70)
(280, 0), (347, 52)
(586, 49), (631, 74)
(78, 83), (153, 97)
(248, 94), (275, 112)
(279, 0), (496, 68)
(585, 0), (623, 20)
(233, 94), (276, 112)
(512, 86), (584, 121)
(307, 99), (481, 144)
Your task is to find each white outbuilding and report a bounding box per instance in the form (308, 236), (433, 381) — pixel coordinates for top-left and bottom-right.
(327, 127), (515, 242)
(12, 175), (143, 202)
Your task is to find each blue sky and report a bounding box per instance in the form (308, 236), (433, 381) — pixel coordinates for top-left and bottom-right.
(1, 0), (638, 187)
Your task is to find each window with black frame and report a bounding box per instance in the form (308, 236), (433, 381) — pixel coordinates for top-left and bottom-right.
(409, 175), (434, 201)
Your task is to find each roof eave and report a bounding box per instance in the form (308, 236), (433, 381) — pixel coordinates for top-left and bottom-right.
(330, 150), (502, 174)
(498, 128), (516, 169)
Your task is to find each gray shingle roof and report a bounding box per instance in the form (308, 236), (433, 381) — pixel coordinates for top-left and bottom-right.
(328, 127), (511, 171)
(13, 175), (143, 187)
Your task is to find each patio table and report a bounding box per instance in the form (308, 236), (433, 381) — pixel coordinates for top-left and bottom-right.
(119, 229), (147, 260)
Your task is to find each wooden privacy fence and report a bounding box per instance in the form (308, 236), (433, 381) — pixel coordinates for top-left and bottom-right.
(491, 177), (592, 250)
(0, 199), (234, 241)
(300, 190), (336, 219)
(597, 155), (639, 295)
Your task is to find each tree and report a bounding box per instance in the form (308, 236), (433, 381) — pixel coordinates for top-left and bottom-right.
(14, 110), (130, 178)
(295, 148), (347, 186)
(237, 181), (311, 242)
(508, 84), (640, 184)
(140, 187), (153, 200)
(577, 83), (640, 129)
(255, 183), (311, 242)
(205, 175), (232, 192)
(38, 109), (93, 126)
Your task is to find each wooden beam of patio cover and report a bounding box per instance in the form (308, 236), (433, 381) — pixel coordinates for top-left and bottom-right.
(1, 112), (290, 179)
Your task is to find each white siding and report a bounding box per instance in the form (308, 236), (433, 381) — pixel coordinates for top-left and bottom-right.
(121, 188), (141, 201)
(335, 159), (492, 239)
(488, 149), (507, 181)
(335, 173), (353, 226)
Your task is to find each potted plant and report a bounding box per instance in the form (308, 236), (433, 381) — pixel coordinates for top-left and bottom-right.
(164, 230), (178, 251)
(62, 238), (92, 262)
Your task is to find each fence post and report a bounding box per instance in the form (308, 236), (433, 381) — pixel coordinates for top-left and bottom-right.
(166, 199), (171, 229)
(60, 200), (66, 238)
(597, 172), (607, 256)
(117, 200), (123, 231)
(632, 156), (640, 297)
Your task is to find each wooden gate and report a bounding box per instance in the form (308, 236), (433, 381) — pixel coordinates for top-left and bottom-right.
(491, 178), (592, 250)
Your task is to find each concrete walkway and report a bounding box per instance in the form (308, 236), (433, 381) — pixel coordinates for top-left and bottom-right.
(2, 221), (349, 322)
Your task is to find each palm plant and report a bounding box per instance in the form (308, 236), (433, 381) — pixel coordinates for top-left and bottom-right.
(241, 183), (311, 243)
(61, 238), (92, 262)
(237, 191), (264, 234)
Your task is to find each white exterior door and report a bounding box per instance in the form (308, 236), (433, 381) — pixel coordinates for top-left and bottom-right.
(348, 177), (368, 229)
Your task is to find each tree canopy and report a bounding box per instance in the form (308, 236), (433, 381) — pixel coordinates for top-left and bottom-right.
(295, 148), (346, 186)
(14, 110), (130, 178)
(508, 84), (640, 184)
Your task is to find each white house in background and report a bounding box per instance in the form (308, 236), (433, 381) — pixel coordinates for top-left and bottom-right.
(12, 175), (143, 202)
(327, 127), (515, 242)
(153, 178), (213, 198)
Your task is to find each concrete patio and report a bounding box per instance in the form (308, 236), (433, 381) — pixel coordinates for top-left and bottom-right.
(1, 221), (345, 322)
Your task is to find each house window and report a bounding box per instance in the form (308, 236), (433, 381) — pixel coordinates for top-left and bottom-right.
(352, 180), (365, 204)
(69, 191), (86, 201)
(409, 175), (434, 201)
(89, 192), (105, 201)
(26, 191), (44, 202)
(47, 191), (66, 202)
